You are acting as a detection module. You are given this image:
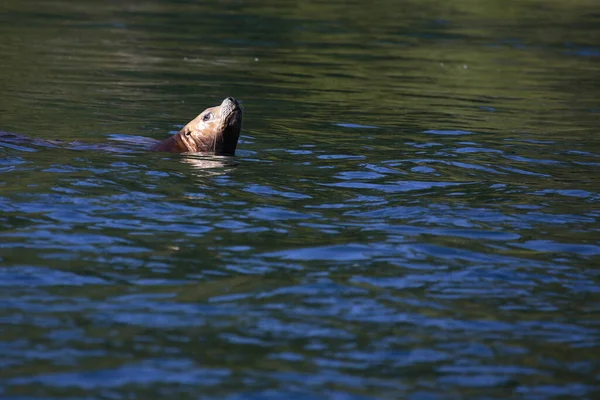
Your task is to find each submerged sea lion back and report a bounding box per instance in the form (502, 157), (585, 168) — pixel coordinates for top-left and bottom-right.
(150, 97), (243, 155)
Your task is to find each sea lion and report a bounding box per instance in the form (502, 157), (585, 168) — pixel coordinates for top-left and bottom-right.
(0, 97), (243, 156)
(149, 97), (243, 156)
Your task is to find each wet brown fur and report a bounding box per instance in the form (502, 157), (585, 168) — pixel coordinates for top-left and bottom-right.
(150, 97), (242, 156)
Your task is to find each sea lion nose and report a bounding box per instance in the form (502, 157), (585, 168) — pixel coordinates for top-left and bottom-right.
(222, 97), (240, 110)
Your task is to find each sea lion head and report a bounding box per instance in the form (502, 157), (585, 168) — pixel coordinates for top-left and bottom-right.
(151, 97), (243, 155)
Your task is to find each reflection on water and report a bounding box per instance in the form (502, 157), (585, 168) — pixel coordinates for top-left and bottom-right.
(1, 0), (599, 398)
(181, 154), (238, 174)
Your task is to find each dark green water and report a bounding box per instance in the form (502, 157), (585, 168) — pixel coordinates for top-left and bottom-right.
(1, 0), (599, 398)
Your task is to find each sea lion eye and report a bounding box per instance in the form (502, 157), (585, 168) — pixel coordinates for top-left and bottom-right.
(202, 112), (212, 122)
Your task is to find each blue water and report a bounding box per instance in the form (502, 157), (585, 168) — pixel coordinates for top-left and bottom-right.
(1, 0), (599, 398)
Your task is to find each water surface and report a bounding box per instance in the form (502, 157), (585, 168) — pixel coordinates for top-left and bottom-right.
(1, 0), (599, 398)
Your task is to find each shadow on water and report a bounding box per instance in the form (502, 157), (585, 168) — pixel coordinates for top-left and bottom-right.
(1, 0), (600, 399)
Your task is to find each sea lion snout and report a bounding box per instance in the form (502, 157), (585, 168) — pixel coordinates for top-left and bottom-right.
(223, 97), (238, 106)
(221, 97), (241, 114)
(149, 97), (243, 155)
